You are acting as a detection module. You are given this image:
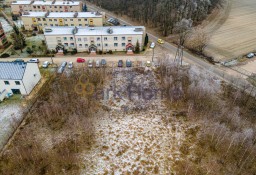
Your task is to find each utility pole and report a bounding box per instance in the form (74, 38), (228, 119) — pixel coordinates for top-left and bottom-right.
(152, 46), (155, 62)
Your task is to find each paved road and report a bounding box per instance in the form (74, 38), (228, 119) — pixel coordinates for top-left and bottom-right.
(88, 3), (256, 96)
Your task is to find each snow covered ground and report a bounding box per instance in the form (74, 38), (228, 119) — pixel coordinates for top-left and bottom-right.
(0, 104), (22, 150)
(81, 68), (187, 174)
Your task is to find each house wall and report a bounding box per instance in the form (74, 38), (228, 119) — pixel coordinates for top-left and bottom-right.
(0, 79), (27, 94)
(22, 15), (103, 31)
(11, 2), (82, 15)
(22, 63), (41, 94)
(45, 34), (76, 51)
(75, 34), (144, 52)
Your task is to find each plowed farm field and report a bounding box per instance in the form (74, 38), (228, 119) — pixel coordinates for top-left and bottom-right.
(204, 0), (256, 61)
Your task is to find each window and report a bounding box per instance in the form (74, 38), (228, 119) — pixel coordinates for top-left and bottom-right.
(97, 43), (100, 47)
(63, 37), (67, 40)
(55, 24), (58, 26)
(97, 37), (100, 41)
(84, 38), (87, 41)
(60, 6), (62, 8)
(44, 23), (47, 25)
(65, 24), (68, 26)
(64, 19), (67, 21)
(122, 37), (125, 40)
(79, 44), (82, 47)
(79, 24), (82, 26)
(114, 43), (118, 47)
(4, 81), (9, 85)
(55, 6), (57, 8)
(104, 43), (108, 47)
(128, 39), (132, 42)
(15, 81), (20, 85)
(37, 18), (41, 21)
(70, 37), (73, 40)
(78, 38), (81, 41)
(50, 6), (52, 8)
(104, 37), (107, 41)
(54, 19), (57, 21)
(43, 18), (46, 21)
(70, 6), (72, 8)
(33, 6), (36, 8)
(49, 19), (52, 21)
(114, 37), (118, 41)
(85, 44), (88, 47)
(84, 19), (87, 21)
(71, 24), (74, 26)
(122, 43), (125, 47)
(78, 19), (81, 21)
(64, 43), (68, 46)
(37, 6), (40, 8)
(39, 24), (42, 26)
(50, 24), (53, 26)
(70, 19), (73, 21)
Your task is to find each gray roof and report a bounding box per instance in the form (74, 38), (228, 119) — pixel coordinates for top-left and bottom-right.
(0, 62), (27, 80)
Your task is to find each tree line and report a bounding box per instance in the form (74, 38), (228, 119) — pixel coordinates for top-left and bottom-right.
(88, 0), (222, 36)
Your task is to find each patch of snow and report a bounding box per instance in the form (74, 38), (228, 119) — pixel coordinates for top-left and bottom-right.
(0, 104), (22, 149)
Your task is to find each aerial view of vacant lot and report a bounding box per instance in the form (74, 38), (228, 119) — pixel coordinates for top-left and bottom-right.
(205, 0), (256, 61)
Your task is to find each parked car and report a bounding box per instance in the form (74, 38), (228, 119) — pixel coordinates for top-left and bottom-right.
(88, 60), (93, 68)
(42, 61), (50, 68)
(118, 60), (123, 67)
(108, 18), (120, 25)
(126, 60), (132, 67)
(146, 61), (151, 67)
(60, 61), (67, 68)
(77, 58), (85, 63)
(246, 53), (254, 58)
(150, 42), (155, 48)
(157, 39), (164, 44)
(101, 59), (107, 67)
(57, 66), (65, 74)
(13, 59), (24, 62)
(28, 58), (39, 63)
(95, 60), (100, 68)
(68, 61), (73, 69)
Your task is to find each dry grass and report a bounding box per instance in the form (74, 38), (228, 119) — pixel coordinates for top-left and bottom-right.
(0, 68), (105, 174)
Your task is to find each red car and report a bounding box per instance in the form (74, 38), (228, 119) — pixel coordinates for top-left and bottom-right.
(77, 58), (85, 63)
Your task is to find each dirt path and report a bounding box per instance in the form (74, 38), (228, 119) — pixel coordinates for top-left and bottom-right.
(204, 0), (256, 61)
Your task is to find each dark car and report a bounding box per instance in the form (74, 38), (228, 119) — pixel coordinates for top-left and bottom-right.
(101, 59), (107, 67)
(126, 60), (132, 67)
(13, 59), (24, 62)
(118, 60), (123, 67)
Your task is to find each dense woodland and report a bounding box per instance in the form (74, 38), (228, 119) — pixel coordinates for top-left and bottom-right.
(88, 0), (222, 36)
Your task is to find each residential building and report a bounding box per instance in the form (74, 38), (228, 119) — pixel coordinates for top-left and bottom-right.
(0, 22), (8, 49)
(21, 11), (105, 31)
(0, 62), (41, 95)
(11, 0), (83, 15)
(43, 26), (145, 53)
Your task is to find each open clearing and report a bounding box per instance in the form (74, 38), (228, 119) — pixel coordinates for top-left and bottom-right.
(204, 0), (256, 61)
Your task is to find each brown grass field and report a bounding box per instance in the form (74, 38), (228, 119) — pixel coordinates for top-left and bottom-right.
(204, 0), (256, 61)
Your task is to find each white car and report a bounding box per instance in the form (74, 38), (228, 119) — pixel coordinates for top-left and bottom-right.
(95, 60), (100, 68)
(246, 53), (254, 58)
(42, 61), (50, 68)
(88, 60), (93, 68)
(28, 58), (39, 63)
(150, 42), (155, 48)
(68, 62), (73, 69)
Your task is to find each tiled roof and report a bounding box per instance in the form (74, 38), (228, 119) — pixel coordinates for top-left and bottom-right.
(0, 62), (27, 80)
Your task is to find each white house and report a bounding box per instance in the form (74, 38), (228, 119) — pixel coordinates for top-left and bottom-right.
(0, 62), (41, 95)
(43, 26), (146, 54)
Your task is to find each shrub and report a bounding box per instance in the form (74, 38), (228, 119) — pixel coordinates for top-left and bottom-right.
(71, 48), (77, 55)
(109, 50), (113, 54)
(98, 50), (103, 55)
(0, 53), (10, 58)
